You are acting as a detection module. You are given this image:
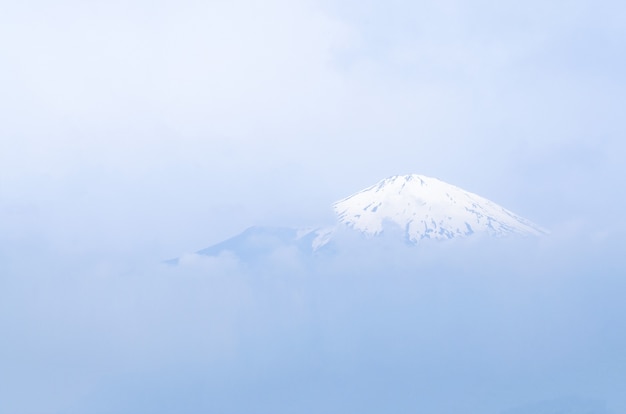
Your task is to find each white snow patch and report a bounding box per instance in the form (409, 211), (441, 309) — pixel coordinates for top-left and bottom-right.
(332, 174), (547, 242)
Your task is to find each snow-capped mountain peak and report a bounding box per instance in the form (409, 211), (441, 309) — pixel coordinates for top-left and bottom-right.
(168, 174), (547, 264)
(332, 174), (547, 242)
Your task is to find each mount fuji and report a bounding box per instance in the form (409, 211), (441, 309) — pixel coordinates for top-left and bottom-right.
(168, 174), (547, 264)
(333, 174), (546, 242)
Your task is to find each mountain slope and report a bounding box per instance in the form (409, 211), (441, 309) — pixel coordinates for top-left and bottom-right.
(333, 174), (546, 242)
(165, 226), (331, 264)
(168, 174), (547, 263)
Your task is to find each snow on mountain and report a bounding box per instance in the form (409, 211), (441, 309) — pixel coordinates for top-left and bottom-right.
(333, 174), (547, 243)
(169, 174), (547, 263)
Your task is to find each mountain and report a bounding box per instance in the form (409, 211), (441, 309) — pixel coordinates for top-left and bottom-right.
(165, 226), (332, 265)
(333, 174), (547, 243)
(168, 174), (546, 263)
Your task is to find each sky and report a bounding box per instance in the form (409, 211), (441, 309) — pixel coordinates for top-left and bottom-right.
(1, 0), (626, 413)
(2, 0), (625, 257)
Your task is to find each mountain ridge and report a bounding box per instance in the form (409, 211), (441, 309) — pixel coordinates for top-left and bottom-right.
(333, 174), (547, 243)
(168, 174), (547, 263)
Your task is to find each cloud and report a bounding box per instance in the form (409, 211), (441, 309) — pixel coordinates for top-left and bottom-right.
(177, 251), (241, 274)
(2, 231), (626, 413)
(1, 1), (625, 411)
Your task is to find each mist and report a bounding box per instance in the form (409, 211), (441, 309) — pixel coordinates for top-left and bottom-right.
(2, 0), (625, 412)
(2, 228), (625, 414)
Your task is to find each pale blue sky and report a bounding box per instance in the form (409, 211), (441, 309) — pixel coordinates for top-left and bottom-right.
(2, 0), (625, 257)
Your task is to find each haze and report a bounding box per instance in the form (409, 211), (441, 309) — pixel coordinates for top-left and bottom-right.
(1, 0), (625, 413)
